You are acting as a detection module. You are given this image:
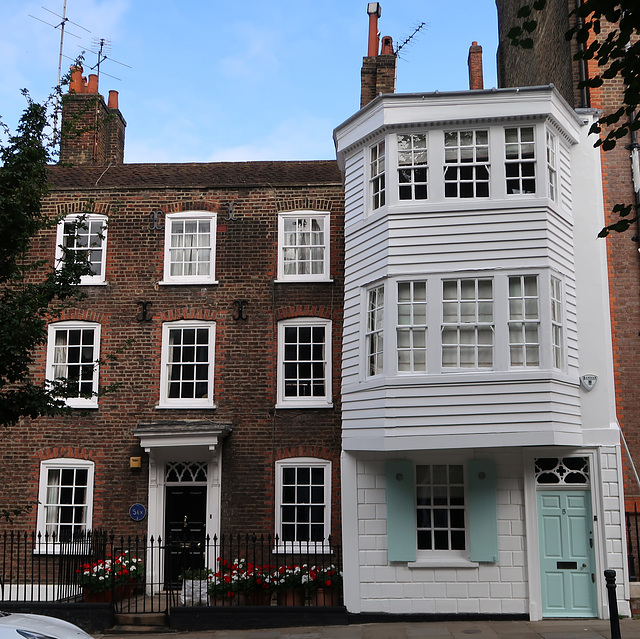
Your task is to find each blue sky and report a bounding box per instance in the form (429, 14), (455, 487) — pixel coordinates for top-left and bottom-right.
(1, 1), (499, 163)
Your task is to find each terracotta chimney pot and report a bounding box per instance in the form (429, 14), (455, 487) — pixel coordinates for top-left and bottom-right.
(367, 2), (382, 56)
(87, 74), (99, 94)
(380, 35), (394, 55)
(108, 90), (119, 110)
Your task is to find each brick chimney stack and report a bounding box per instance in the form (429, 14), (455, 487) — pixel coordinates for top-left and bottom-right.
(59, 65), (126, 165)
(468, 41), (484, 90)
(360, 3), (397, 109)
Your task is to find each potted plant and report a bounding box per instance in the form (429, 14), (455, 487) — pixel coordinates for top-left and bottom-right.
(308, 564), (342, 606)
(76, 551), (143, 602)
(179, 567), (211, 606)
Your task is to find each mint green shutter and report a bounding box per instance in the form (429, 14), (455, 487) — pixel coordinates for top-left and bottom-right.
(467, 459), (498, 562)
(385, 460), (416, 562)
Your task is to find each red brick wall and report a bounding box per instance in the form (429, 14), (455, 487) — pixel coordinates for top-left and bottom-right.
(1, 180), (344, 539)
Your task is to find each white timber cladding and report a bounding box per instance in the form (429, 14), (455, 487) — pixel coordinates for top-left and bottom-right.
(335, 89), (598, 451)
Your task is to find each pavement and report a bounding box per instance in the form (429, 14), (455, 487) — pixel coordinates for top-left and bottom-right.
(94, 618), (640, 639)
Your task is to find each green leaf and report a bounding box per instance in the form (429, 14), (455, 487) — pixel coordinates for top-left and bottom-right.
(517, 5), (532, 18)
(523, 20), (538, 33)
(521, 38), (534, 49)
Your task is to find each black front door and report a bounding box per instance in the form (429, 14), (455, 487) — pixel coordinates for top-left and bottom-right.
(165, 485), (207, 586)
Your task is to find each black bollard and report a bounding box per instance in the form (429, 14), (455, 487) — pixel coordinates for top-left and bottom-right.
(605, 569), (622, 639)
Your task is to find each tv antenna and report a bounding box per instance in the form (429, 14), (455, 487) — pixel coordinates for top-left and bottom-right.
(395, 21), (427, 58)
(83, 38), (132, 84)
(29, 1), (91, 92)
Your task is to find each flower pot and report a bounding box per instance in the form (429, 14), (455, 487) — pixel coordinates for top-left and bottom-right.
(311, 587), (340, 606)
(181, 579), (209, 606)
(276, 587), (305, 606)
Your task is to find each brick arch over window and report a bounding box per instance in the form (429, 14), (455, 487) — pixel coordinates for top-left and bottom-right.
(37, 447), (96, 463)
(157, 308), (217, 322)
(56, 201), (111, 216)
(275, 306), (333, 321)
(57, 309), (106, 324)
(275, 198), (333, 213)
(165, 201), (218, 214)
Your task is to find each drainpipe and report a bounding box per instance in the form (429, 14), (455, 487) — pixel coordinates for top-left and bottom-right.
(575, 0), (590, 108)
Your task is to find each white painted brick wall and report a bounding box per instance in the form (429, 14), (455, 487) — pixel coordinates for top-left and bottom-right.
(350, 446), (628, 617)
(354, 452), (529, 614)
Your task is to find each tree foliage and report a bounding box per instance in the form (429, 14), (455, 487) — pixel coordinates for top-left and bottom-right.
(0, 92), (95, 425)
(506, 0), (640, 235)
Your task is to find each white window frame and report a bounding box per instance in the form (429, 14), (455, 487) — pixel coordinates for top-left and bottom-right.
(277, 211), (330, 282)
(416, 462), (467, 555)
(550, 276), (564, 370)
(397, 133), (428, 201)
(441, 278), (495, 370)
(508, 275), (540, 368)
(397, 280), (428, 372)
(505, 126), (536, 195)
(366, 284), (385, 377)
(370, 272), (564, 377)
(276, 318), (332, 409)
(36, 458), (94, 543)
(275, 457), (331, 553)
(162, 211), (217, 285)
(546, 129), (558, 202)
(443, 129), (490, 198)
(158, 320), (216, 409)
(370, 139), (386, 211)
(46, 321), (100, 409)
(55, 214), (107, 285)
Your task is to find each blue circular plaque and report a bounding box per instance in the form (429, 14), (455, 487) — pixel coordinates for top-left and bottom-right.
(129, 503), (146, 521)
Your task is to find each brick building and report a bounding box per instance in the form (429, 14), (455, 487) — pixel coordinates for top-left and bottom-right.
(2, 66), (345, 570)
(495, 0), (640, 511)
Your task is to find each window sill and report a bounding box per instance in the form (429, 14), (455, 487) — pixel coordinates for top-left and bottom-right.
(66, 402), (99, 410)
(274, 278), (333, 284)
(32, 540), (92, 555)
(157, 280), (219, 286)
(78, 280), (108, 286)
(275, 401), (334, 410)
(408, 558), (479, 569)
(156, 403), (217, 410)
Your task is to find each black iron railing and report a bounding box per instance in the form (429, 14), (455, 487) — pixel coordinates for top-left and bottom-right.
(0, 530), (343, 614)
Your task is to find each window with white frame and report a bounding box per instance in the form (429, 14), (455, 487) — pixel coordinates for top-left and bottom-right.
(442, 279), (494, 369)
(163, 212), (216, 284)
(370, 140), (386, 210)
(366, 285), (385, 376)
(508, 275), (540, 367)
(416, 463), (466, 551)
(551, 276), (563, 369)
(276, 458), (331, 549)
(159, 321), (216, 408)
(55, 215), (107, 284)
(546, 130), (557, 201)
(505, 126), (536, 194)
(397, 281), (427, 372)
(397, 134), (428, 200)
(37, 458), (94, 540)
(444, 130), (490, 198)
(277, 318), (332, 408)
(46, 322), (100, 408)
(277, 212), (329, 281)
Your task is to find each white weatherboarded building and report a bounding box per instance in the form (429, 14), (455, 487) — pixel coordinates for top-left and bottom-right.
(334, 86), (629, 620)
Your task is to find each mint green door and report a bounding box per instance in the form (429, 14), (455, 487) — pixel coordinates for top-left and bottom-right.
(537, 491), (597, 617)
